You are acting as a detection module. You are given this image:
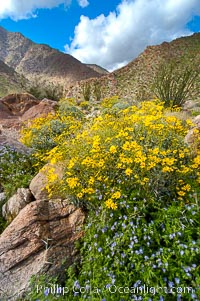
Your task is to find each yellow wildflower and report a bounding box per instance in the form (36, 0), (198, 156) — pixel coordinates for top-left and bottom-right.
(140, 162), (146, 169)
(162, 166), (174, 173)
(182, 184), (191, 191)
(84, 188), (95, 194)
(77, 192), (83, 198)
(109, 145), (117, 153)
(98, 159), (105, 167)
(112, 191), (121, 199)
(66, 177), (80, 188)
(88, 177), (95, 185)
(177, 191), (186, 196)
(125, 168), (133, 176)
(68, 158), (76, 169)
(105, 199), (118, 210)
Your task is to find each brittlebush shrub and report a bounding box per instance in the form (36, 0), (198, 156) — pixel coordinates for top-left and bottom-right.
(21, 99), (200, 301)
(20, 113), (84, 168)
(58, 98), (85, 119)
(38, 100), (200, 208)
(101, 95), (120, 108)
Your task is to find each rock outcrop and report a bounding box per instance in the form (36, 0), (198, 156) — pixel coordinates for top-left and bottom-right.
(1, 93), (38, 116)
(0, 94), (58, 151)
(0, 199), (85, 301)
(0, 131), (31, 153)
(0, 94), (57, 129)
(0, 100), (13, 119)
(0, 93), (38, 130)
(193, 115), (200, 128)
(0, 146), (84, 301)
(184, 114), (200, 146)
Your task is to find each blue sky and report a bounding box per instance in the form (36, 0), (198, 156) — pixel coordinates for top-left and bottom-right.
(0, 0), (200, 71)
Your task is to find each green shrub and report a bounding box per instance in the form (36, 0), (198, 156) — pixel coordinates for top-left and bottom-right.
(101, 101), (130, 116)
(101, 95), (120, 108)
(82, 82), (91, 102)
(152, 59), (200, 107)
(58, 103), (85, 120)
(27, 79), (64, 101)
(25, 119), (67, 152)
(78, 101), (90, 110)
(93, 82), (102, 102)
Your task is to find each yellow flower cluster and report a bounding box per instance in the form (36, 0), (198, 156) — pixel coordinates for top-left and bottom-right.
(21, 99), (199, 208)
(66, 177), (80, 189)
(20, 112), (83, 166)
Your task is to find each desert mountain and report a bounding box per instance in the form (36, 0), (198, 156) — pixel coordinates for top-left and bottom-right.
(68, 32), (200, 101)
(0, 25), (199, 101)
(0, 26), (104, 93)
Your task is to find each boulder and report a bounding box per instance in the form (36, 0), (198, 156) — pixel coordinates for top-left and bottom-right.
(184, 115), (200, 146)
(29, 168), (49, 201)
(0, 199), (85, 301)
(0, 132), (31, 153)
(183, 100), (199, 110)
(21, 98), (58, 122)
(193, 115), (200, 128)
(2, 188), (34, 223)
(29, 164), (64, 201)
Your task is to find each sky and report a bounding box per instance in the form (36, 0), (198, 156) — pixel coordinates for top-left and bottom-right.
(0, 0), (200, 71)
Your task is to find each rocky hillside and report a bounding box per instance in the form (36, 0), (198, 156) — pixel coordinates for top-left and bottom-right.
(86, 64), (109, 75)
(0, 26), (104, 92)
(68, 33), (200, 101)
(0, 59), (24, 97)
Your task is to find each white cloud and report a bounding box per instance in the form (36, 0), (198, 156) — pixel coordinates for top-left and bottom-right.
(65, 0), (200, 71)
(78, 0), (89, 8)
(0, 0), (67, 20)
(0, 0), (87, 20)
